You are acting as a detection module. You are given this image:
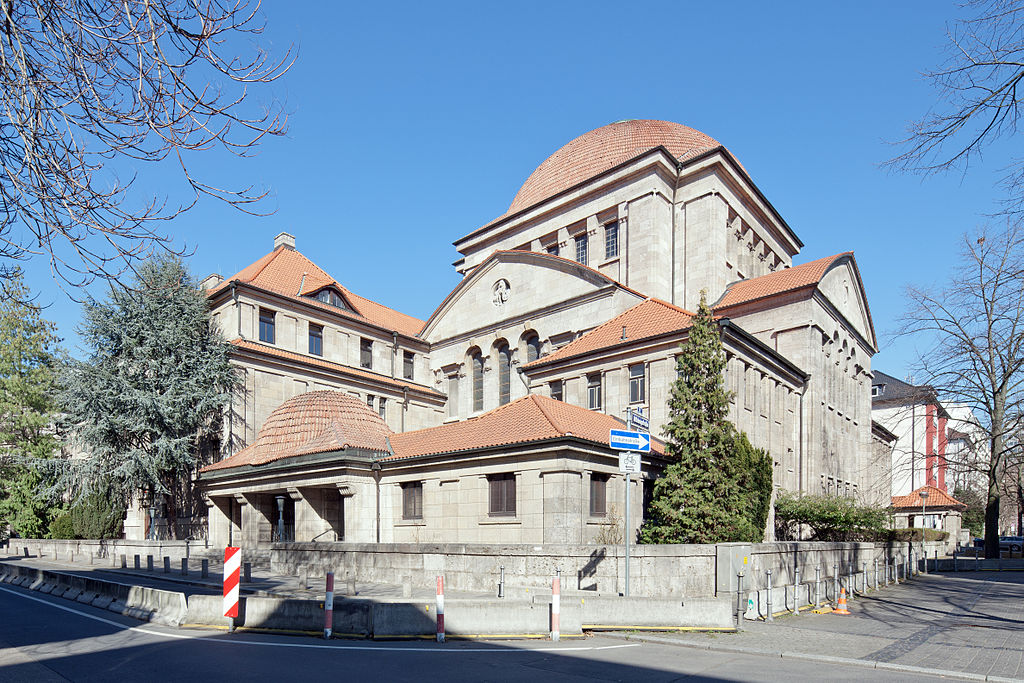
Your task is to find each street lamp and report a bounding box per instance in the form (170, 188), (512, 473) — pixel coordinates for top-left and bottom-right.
(275, 495), (286, 543)
(148, 505), (158, 541)
(920, 489), (929, 530)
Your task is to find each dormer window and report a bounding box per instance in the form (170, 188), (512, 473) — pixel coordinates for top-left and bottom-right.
(871, 384), (884, 397)
(311, 287), (350, 311)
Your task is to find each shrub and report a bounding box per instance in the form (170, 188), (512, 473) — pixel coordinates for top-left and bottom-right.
(70, 487), (125, 540)
(774, 492), (888, 542)
(880, 528), (950, 543)
(48, 513), (76, 539)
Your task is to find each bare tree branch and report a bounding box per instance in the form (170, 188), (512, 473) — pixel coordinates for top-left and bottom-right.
(0, 0), (292, 300)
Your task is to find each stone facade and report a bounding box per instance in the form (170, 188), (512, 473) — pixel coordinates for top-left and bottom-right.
(190, 119), (883, 546)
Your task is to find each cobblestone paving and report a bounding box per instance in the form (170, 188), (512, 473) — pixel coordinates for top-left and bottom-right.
(638, 572), (1024, 680)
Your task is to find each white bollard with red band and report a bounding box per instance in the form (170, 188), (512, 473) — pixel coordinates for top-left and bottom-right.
(551, 573), (561, 641)
(324, 572), (335, 639)
(436, 575), (445, 643)
(223, 546), (241, 631)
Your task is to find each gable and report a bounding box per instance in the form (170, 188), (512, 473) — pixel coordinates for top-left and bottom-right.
(817, 259), (876, 350)
(421, 251), (643, 342)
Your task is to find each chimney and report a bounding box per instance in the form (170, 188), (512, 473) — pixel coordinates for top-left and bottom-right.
(274, 231), (296, 250)
(200, 273), (223, 291)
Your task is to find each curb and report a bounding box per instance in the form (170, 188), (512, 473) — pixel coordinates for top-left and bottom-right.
(601, 631), (996, 681)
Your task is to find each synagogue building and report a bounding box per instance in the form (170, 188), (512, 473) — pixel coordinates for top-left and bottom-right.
(195, 120), (888, 547)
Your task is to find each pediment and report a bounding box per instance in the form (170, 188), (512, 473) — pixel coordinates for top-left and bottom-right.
(421, 251), (637, 342)
(817, 258), (876, 351)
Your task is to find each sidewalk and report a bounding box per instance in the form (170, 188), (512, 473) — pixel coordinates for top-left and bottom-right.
(607, 572), (1024, 682)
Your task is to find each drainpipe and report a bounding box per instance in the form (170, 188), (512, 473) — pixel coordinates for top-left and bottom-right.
(371, 461), (382, 543)
(391, 332), (399, 378)
(401, 387), (408, 432)
(799, 382), (806, 495)
(231, 283), (241, 339)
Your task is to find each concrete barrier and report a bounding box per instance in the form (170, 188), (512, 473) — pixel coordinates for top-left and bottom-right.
(579, 595), (733, 629)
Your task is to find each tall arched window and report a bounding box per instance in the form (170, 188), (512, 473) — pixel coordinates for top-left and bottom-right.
(497, 343), (511, 405)
(525, 334), (541, 363)
(471, 350), (484, 412)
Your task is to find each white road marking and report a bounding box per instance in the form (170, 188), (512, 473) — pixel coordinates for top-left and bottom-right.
(0, 585), (640, 654)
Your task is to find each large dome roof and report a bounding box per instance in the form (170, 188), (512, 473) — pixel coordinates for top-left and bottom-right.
(203, 390), (391, 471)
(507, 120), (724, 215)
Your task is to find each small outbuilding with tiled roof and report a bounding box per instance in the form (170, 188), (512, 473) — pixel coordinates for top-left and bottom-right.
(891, 486), (967, 554)
(200, 390), (665, 546)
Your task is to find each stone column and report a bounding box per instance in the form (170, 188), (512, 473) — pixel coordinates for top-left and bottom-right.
(206, 496), (232, 547)
(289, 487), (320, 542)
(238, 493), (260, 546)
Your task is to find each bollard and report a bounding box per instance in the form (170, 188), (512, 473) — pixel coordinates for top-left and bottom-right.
(953, 550), (957, 572)
(324, 572), (335, 639)
(243, 562), (251, 584)
(975, 551), (980, 572)
(873, 558), (878, 590)
(146, 555), (153, 572)
(436, 575), (446, 643)
(860, 562), (866, 593)
(112, 553), (118, 568)
(766, 569), (773, 622)
(793, 567), (801, 615)
(848, 567), (854, 600)
(134, 554), (141, 570)
(201, 558), (209, 578)
(550, 573), (560, 641)
(894, 558), (900, 584)
(23, 547), (28, 558)
(121, 554), (127, 569)
(164, 556), (171, 574)
(181, 558), (188, 576)
(498, 565), (505, 599)
(814, 566), (821, 607)
(68, 551), (74, 563)
(934, 549), (938, 573)
(347, 572), (356, 595)
(922, 548), (928, 574)
(735, 571), (745, 627)
(832, 563), (838, 604)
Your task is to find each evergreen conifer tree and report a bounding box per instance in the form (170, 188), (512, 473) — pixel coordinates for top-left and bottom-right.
(54, 256), (239, 539)
(640, 292), (764, 543)
(0, 270), (63, 538)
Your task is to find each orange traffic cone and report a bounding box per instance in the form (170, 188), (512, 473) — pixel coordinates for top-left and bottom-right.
(833, 587), (851, 615)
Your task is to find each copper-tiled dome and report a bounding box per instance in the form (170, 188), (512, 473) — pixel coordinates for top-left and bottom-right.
(203, 390), (391, 471)
(507, 120), (724, 215)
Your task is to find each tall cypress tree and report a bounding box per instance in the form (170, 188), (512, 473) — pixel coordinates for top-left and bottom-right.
(54, 256), (239, 539)
(640, 292), (762, 544)
(0, 270), (63, 538)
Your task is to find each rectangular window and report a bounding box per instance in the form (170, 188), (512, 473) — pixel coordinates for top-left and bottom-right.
(378, 397), (386, 419)
(366, 394), (374, 409)
(605, 222), (619, 259)
(488, 473), (516, 516)
(575, 233), (588, 265)
(403, 351), (415, 381)
(402, 481), (423, 520)
(360, 338), (373, 369)
(546, 243), (559, 256)
(259, 308), (275, 344)
(590, 473), (608, 516)
(308, 323), (323, 356)
(587, 373), (602, 411)
(628, 364), (646, 404)
(550, 379), (563, 402)
(447, 375), (459, 418)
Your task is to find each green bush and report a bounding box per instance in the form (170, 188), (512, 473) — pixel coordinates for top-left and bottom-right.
(774, 492), (888, 542)
(48, 513), (76, 539)
(734, 432), (773, 539)
(70, 487), (125, 540)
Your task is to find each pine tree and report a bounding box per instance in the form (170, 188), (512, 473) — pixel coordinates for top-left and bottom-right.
(54, 256), (239, 539)
(640, 292), (763, 544)
(0, 270), (63, 538)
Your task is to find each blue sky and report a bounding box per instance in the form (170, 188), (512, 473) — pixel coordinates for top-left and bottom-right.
(20, 1), (1016, 378)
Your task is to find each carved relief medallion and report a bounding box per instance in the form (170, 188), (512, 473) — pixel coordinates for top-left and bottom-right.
(492, 279), (511, 307)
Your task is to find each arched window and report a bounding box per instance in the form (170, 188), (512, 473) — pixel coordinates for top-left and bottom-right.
(471, 350), (484, 412)
(525, 334), (541, 363)
(497, 343), (511, 405)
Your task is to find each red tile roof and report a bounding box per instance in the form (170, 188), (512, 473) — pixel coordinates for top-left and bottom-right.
(891, 486), (966, 511)
(714, 253), (850, 310)
(229, 339), (443, 397)
(524, 298), (694, 369)
(387, 394), (665, 460)
(202, 391), (391, 472)
(507, 120), (724, 217)
(211, 246), (424, 336)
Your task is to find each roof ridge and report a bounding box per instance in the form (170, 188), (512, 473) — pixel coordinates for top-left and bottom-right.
(647, 297), (696, 316)
(530, 394), (567, 435)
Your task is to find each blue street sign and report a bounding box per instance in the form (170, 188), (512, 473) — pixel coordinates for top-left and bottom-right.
(609, 429), (651, 452)
(628, 409), (650, 432)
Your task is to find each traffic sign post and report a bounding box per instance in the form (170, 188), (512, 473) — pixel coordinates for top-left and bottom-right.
(613, 429), (648, 598)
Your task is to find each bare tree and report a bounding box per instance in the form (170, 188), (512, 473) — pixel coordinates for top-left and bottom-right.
(0, 0), (290, 299)
(901, 220), (1024, 558)
(885, 0), (1024, 210)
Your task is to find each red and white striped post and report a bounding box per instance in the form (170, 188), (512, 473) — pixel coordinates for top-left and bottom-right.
(436, 575), (445, 643)
(551, 572), (561, 642)
(223, 546), (241, 631)
(324, 572), (334, 639)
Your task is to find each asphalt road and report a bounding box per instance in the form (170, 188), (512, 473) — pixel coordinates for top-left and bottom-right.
(0, 581), (957, 682)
